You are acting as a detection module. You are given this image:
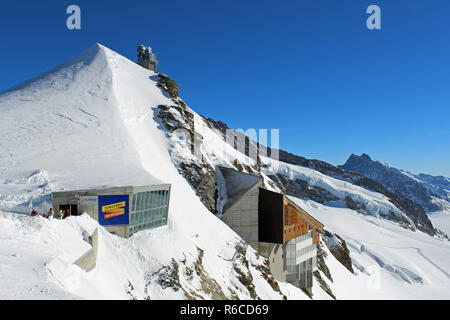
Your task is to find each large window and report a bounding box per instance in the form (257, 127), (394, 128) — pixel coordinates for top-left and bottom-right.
(285, 231), (315, 274)
(129, 189), (169, 236)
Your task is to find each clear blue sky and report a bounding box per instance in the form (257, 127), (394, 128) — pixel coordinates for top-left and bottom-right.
(1, 0), (449, 176)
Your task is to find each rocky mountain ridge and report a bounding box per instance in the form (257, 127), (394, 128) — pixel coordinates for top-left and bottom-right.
(340, 153), (450, 214)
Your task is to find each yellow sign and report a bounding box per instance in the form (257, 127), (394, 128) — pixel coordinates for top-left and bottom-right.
(102, 201), (126, 212)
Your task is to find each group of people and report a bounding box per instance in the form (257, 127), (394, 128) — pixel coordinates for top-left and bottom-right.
(30, 208), (71, 219)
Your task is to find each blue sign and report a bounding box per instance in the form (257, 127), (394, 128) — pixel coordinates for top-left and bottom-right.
(98, 195), (129, 226)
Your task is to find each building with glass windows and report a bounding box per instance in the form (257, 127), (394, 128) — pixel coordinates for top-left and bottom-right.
(218, 166), (323, 292)
(52, 184), (171, 238)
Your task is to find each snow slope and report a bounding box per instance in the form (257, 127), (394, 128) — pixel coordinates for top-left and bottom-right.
(290, 197), (450, 299)
(429, 213), (450, 237)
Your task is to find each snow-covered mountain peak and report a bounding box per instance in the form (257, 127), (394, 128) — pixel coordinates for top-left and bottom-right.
(340, 154), (450, 214)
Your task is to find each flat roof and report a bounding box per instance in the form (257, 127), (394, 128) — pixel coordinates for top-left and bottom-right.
(52, 184), (171, 196)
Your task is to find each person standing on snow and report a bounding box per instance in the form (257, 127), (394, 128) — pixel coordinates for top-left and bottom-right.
(46, 208), (54, 219)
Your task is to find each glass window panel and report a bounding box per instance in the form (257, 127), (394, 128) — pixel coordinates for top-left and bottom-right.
(147, 191), (153, 209)
(160, 190), (164, 206)
(142, 192), (147, 211)
(149, 191), (155, 209)
(150, 193), (154, 209)
(163, 191), (167, 206)
(138, 193), (144, 211)
(153, 191), (158, 207)
(146, 192), (152, 210)
(155, 191), (159, 207)
(154, 191), (158, 208)
(142, 192), (147, 210)
(132, 194), (136, 212)
(143, 192), (149, 211)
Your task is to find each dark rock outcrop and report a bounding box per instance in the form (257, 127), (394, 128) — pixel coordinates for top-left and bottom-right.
(157, 73), (180, 99)
(155, 75), (218, 213)
(269, 174), (339, 204)
(323, 230), (354, 274)
(314, 239), (336, 299)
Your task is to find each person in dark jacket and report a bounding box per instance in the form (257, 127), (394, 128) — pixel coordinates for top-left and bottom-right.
(45, 208), (54, 219)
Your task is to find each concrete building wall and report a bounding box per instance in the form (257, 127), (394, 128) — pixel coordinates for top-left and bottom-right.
(104, 225), (129, 238)
(258, 242), (286, 282)
(222, 182), (262, 249)
(74, 228), (99, 272)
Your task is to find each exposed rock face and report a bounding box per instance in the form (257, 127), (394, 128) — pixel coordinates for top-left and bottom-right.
(269, 174), (339, 204)
(416, 173), (450, 191)
(313, 271), (336, 300)
(232, 243), (260, 300)
(314, 239), (336, 300)
(157, 73), (180, 99)
(316, 240), (333, 282)
(323, 230), (354, 274)
(344, 196), (365, 212)
(178, 162), (217, 213)
(155, 75), (218, 213)
(340, 153), (450, 213)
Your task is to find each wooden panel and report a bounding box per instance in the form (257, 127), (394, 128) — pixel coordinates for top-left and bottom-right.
(283, 198), (324, 244)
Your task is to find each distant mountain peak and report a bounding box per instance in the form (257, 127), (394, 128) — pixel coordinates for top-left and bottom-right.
(360, 153), (372, 160)
(340, 153), (450, 213)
